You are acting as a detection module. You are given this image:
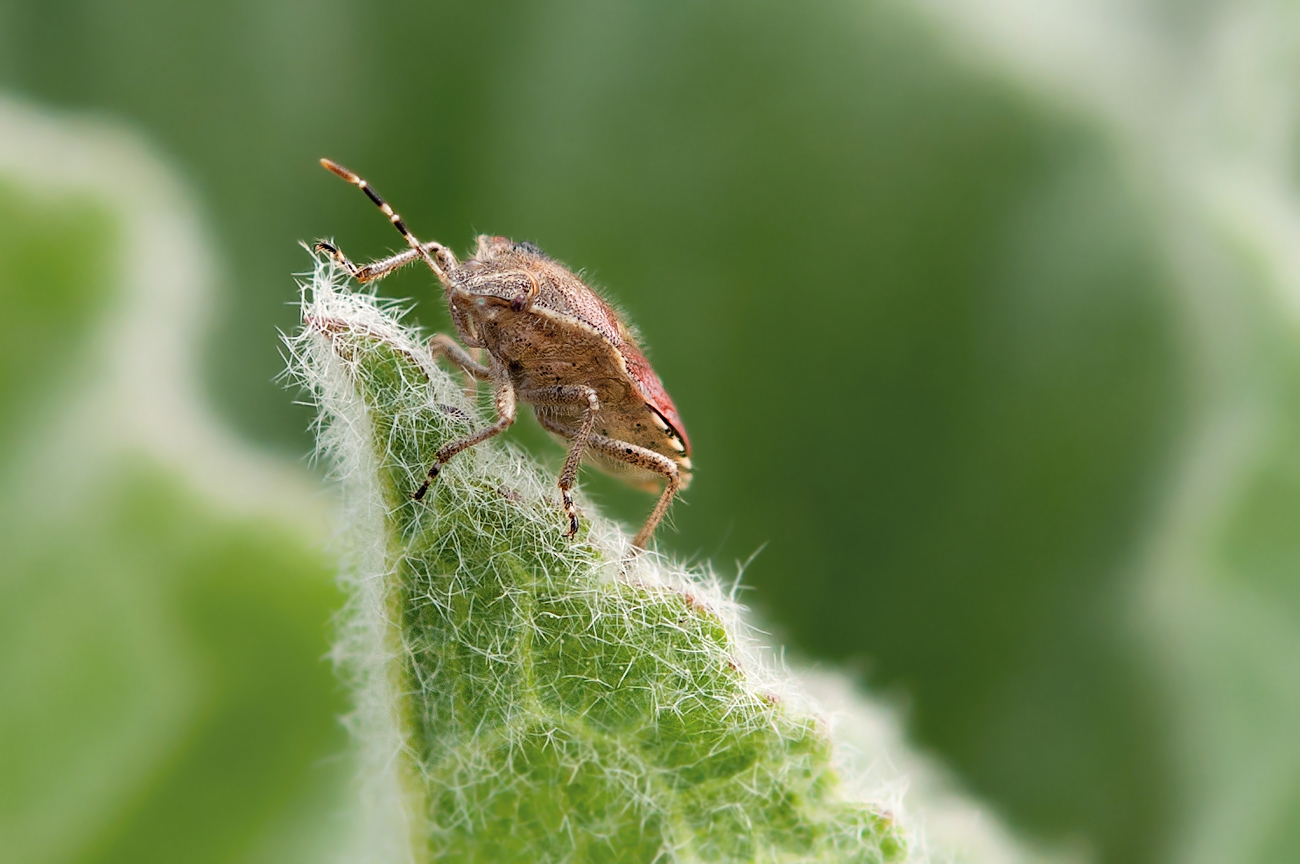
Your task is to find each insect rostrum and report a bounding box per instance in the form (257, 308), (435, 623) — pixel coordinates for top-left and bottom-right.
(316, 158), (691, 549)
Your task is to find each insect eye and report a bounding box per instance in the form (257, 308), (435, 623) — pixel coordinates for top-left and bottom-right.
(512, 241), (542, 256)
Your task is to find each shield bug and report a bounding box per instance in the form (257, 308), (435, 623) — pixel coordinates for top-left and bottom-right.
(315, 158), (691, 549)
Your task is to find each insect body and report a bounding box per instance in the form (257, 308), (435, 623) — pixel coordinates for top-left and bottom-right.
(316, 159), (691, 549)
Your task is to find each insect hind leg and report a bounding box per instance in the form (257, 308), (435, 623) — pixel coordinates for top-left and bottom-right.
(536, 415), (680, 550)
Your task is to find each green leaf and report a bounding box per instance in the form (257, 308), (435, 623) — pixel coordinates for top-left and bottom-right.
(288, 262), (908, 863)
(0, 98), (348, 864)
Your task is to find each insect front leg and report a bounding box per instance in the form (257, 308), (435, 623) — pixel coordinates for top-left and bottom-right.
(429, 333), (491, 396)
(518, 385), (600, 537)
(412, 362), (516, 500)
(314, 239), (454, 283)
(535, 418), (681, 550)
(428, 335), (490, 378)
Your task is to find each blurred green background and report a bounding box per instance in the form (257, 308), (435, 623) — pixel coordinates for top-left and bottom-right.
(3, 1), (1299, 863)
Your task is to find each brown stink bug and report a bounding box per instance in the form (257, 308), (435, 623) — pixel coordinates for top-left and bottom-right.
(315, 159), (691, 549)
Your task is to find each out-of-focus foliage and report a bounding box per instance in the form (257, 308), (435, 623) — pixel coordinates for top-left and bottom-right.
(914, 5), (1300, 862)
(0, 102), (349, 864)
(1, 1), (1298, 863)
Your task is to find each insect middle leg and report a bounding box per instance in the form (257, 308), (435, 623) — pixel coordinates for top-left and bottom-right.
(518, 386), (600, 537)
(536, 417), (681, 549)
(412, 362), (516, 500)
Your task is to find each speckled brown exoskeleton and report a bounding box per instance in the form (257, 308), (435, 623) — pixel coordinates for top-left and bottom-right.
(315, 159), (691, 549)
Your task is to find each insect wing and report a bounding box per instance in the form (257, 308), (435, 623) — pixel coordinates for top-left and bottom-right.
(619, 342), (690, 456)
